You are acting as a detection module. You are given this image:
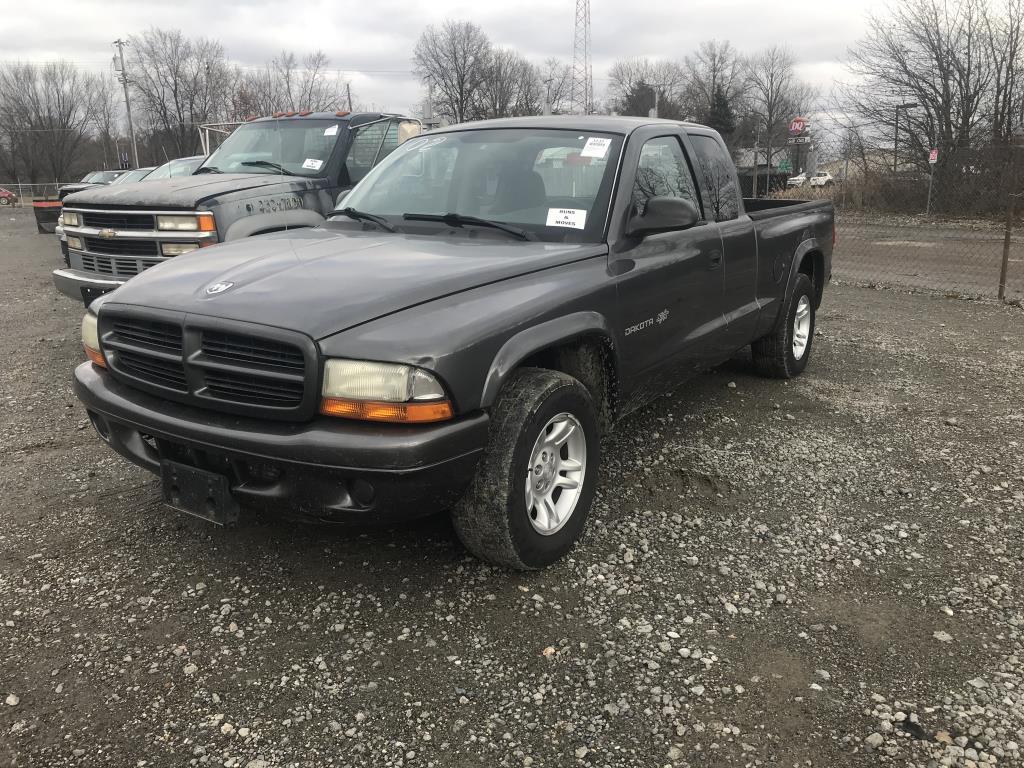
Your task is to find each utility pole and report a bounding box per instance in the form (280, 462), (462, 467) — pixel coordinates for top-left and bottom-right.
(113, 39), (140, 168)
(543, 78), (553, 116)
(346, 83), (353, 112)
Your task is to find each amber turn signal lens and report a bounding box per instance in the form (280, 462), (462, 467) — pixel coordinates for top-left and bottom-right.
(197, 213), (216, 232)
(84, 344), (106, 368)
(320, 397), (453, 423)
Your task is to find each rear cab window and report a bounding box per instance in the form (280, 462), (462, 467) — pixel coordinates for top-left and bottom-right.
(688, 134), (740, 222)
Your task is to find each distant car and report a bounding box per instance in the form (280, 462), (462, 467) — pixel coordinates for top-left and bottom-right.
(144, 156), (204, 180)
(58, 170), (128, 200)
(110, 167), (157, 185)
(809, 171), (834, 188)
(0, 187), (17, 206)
(786, 173), (807, 188)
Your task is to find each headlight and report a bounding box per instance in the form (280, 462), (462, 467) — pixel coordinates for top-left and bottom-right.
(62, 211), (81, 227)
(156, 213), (216, 232)
(67, 236), (83, 250)
(320, 360), (452, 423)
(161, 242), (199, 256)
(81, 313), (105, 368)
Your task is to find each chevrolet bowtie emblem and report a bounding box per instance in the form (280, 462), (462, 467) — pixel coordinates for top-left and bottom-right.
(97, 228), (117, 239)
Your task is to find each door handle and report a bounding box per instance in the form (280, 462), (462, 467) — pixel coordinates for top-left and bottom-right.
(708, 250), (723, 270)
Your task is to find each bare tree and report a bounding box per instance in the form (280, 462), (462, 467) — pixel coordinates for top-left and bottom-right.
(475, 49), (542, 118)
(684, 40), (747, 122)
(0, 61), (100, 182)
(91, 74), (122, 169)
(746, 46), (814, 170)
(983, 0), (1024, 143)
(540, 58), (572, 114)
(608, 57), (688, 118)
(233, 50), (345, 116)
(840, 0), (994, 168)
(413, 21), (492, 123)
(129, 28), (235, 157)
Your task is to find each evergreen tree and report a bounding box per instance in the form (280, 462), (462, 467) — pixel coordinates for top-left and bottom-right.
(705, 84), (736, 138)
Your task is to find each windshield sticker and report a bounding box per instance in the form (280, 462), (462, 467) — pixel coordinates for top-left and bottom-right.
(546, 208), (587, 229)
(302, 158), (324, 171)
(324, 124), (339, 136)
(580, 137), (611, 159)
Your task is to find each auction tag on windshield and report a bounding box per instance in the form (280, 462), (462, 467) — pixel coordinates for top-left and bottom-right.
(302, 158), (324, 170)
(546, 208), (587, 229)
(580, 137), (611, 158)
(324, 124), (339, 136)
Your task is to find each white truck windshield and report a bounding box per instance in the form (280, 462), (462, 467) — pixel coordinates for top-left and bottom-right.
(199, 120), (341, 178)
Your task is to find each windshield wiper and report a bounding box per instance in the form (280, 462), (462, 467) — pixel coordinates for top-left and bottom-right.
(240, 160), (289, 175)
(402, 212), (536, 241)
(334, 207), (397, 233)
(194, 165), (223, 174)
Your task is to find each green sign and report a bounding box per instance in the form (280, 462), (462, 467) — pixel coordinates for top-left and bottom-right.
(778, 159), (792, 172)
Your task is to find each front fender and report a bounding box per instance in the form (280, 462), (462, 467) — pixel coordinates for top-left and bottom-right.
(224, 209), (326, 240)
(480, 311), (614, 407)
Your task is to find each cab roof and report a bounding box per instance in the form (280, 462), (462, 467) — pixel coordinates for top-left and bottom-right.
(248, 111), (405, 126)
(431, 114), (710, 136)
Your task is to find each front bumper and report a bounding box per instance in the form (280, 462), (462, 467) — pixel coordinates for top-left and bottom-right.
(74, 363), (489, 523)
(53, 268), (123, 303)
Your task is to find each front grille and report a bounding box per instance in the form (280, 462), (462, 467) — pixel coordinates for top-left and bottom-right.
(100, 310), (314, 420)
(112, 317), (183, 352)
(202, 331), (305, 371)
(81, 254), (162, 278)
(118, 349), (187, 391)
(205, 372), (305, 407)
(80, 211), (155, 231)
(84, 237), (159, 257)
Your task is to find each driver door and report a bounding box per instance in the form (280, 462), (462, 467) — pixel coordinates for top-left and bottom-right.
(610, 131), (727, 392)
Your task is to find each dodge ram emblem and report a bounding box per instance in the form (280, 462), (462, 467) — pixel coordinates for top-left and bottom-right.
(205, 281), (234, 295)
(98, 228), (117, 239)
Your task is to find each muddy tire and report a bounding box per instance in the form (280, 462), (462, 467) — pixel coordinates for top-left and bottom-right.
(451, 368), (600, 570)
(752, 273), (815, 378)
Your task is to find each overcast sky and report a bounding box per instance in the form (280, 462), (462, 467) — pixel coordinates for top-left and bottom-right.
(7, 0), (889, 113)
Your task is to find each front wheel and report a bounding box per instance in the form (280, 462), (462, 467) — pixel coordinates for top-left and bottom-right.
(451, 368), (600, 569)
(751, 273), (816, 378)
(0, 197), (10, 206)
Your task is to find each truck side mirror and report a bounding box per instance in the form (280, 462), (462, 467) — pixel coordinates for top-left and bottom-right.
(626, 196), (701, 238)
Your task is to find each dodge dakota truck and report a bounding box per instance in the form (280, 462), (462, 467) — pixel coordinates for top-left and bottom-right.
(73, 116), (834, 569)
(54, 111), (419, 305)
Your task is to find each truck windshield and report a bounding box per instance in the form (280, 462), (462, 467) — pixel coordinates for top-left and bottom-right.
(147, 157), (203, 180)
(199, 120), (341, 178)
(338, 128), (623, 244)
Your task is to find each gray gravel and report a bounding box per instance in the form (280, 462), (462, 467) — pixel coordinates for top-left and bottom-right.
(2, 208), (1024, 767)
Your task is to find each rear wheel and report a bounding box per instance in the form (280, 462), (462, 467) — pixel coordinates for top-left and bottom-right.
(752, 273), (815, 378)
(451, 368), (600, 569)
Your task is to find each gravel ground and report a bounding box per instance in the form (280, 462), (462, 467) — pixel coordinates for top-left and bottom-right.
(2, 208), (1024, 767)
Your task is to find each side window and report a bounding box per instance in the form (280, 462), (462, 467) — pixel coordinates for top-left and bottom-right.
(344, 122), (388, 184)
(631, 137), (700, 216)
(689, 134), (739, 222)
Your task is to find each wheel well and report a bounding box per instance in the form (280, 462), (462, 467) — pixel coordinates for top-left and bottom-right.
(799, 250), (825, 307)
(517, 334), (618, 434)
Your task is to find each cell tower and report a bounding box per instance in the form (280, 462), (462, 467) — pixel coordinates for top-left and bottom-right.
(569, 0), (592, 114)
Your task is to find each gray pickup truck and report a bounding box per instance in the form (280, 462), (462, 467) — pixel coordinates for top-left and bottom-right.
(54, 111), (419, 304)
(73, 115), (834, 569)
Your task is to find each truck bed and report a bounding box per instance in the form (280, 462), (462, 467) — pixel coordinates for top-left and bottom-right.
(743, 197), (832, 221)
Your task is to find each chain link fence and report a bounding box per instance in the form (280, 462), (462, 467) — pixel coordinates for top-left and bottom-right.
(744, 137), (1024, 303)
(0, 182), (72, 206)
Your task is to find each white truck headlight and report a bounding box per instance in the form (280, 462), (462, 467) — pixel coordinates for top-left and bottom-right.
(67, 236), (83, 250)
(320, 360), (451, 423)
(156, 213), (216, 232)
(161, 242), (199, 256)
(62, 211), (81, 227)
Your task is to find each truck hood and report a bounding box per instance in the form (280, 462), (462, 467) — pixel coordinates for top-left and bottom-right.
(63, 173), (309, 209)
(102, 227), (605, 339)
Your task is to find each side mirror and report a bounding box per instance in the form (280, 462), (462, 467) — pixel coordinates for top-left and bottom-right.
(626, 196), (701, 238)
